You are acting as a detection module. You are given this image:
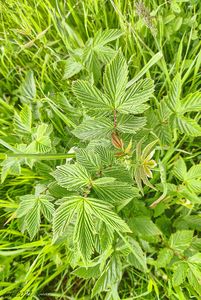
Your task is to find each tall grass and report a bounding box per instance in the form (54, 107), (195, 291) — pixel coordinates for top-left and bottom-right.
(0, 1), (201, 299)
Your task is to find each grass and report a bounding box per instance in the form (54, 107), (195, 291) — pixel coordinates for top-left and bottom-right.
(0, 0), (201, 299)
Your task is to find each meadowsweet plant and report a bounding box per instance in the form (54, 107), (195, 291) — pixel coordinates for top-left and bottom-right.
(1, 2), (201, 299)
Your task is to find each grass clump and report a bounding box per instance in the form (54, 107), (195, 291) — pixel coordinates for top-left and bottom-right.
(0, 1), (201, 299)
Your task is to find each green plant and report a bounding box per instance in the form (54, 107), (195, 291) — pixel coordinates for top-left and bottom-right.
(1, 1), (201, 299)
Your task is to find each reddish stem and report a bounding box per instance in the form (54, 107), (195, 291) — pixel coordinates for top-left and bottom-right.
(113, 109), (117, 128)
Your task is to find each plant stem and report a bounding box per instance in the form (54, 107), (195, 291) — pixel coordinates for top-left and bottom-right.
(0, 153), (75, 160)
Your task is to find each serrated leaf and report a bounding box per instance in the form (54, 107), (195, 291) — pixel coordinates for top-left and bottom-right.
(16, 195), (36, 218)
(99, 222), (114, 251)
(188, 253), (201, 266)
(93, 178), (138, 205)
(52, 163), (91, 191)
(92, 256), (122, 297)
(74, 200), (95, 262)
(187, 179), (201, 194)
(175, 116), (201, 136)
(169, 230), (193, 252)
(158, 98), (172, 120)
(95, 146), (114, 167)
(156, 248), (174, 268)
(187, 265), (201, 295)
(96, 46), (117, 63)
(93, 29), (122, 47)
(85, 50), (102, 83)
(155, 123), (172, 146)
(117, 79), (154, 114)
(117, 114), (146, 134)
(53, 197), (79, 242)
(29, 124), (52, 153)
(17, 194), (54, 239)
(88, 198), (131, 233)
(19, 70), (36, 103)
(72, 117), (113, 140)
(53, 196), (130, 261)
(172, 263), (188, 286)
(181, 215), (201, 231)
(1, 157), (21, 183)
(14, 105), (32, 133)
(25, 201), (41, 239)
(103, 51), (128, 106)
(76, 148), (102, 173)
(128, 239), (147, 272)
(180, 92), (201, 113)
(40, 196), (55, 222)
(72, 80), (111, 111)
(129, 217), (161, 237)
(103, 165), (133, 183)
(187, 164), (201, 180)
(173, 157), (187, 181)
(63, 57), (83, 79)
(72, 263), (100, 279)
(167, 73), (181, 112)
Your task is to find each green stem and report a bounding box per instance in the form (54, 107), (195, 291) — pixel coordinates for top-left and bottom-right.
(0, 153), (75, 160)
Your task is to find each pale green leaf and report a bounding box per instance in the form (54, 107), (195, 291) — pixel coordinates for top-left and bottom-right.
(117, 114), (146, 134)
(63, 57), (83, 79)
(72, 80), (111, 111)
(156, 248), (174, 268)
(74, 200), (95, 262)
(103, 165), (133, 184)
(76, 148), (102, 173)
(88, 198), (131, 233)
(17, 194), (55, 239)
(85, 50), (101, 83)
(167, 73), (181, 112)
(117, 79), (154, 114)
(180, 92), (201, 113)
(72, 264), (100, 279)
(96, 46), (116, 63)
(93, 29), (123, 47)
(169, 230), (193, 252)
(187, 179), (201, 194)
(92, 256), (122, 297)
(40, 196), (55, 222)
(103, 51), (128, 106)
(172, 263), (188, 286)
(175, 116), (201, 136)
(99, 222), (114, 251)
(158, 98), (172, 120)
(188, 253), (201, 266)
(93, 178), (139, 204)
(1, 158), (21, 183)
(25, 201), (41, 239)
(95, 146), (114, 167)
(52, 163), (91, 191)
(155, 124), (172, 146)
(16, 195), (36, 218)
(187, 265), (201, 295)
(128, 239), (147, 272)
(72, 117), (113, 140)
(141, 139), (158, 160)
(53, 197), (79, 242)
(129, 217), (161, 237)
(14, 105), (32, 133)
(19, 70), (36, 103)
(187, 164), (201, 180)
(173, 157), (187, 181)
